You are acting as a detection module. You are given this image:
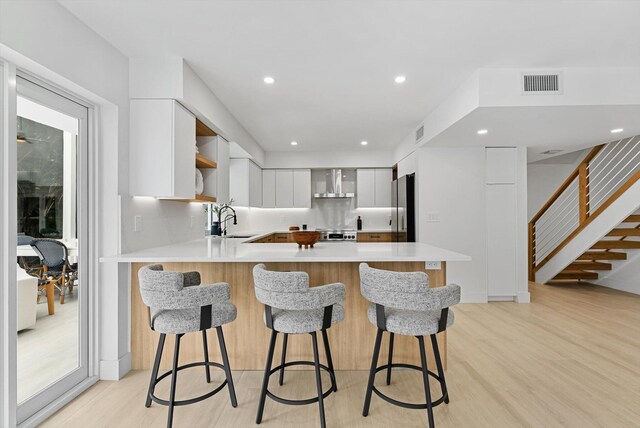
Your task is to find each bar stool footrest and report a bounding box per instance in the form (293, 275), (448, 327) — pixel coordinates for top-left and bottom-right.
(265, 360), (336, 406)
(150, 361), (228, 407)
(372, 363), (447, 409)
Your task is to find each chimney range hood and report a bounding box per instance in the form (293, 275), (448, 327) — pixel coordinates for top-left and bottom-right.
(313, 169), (355, 198)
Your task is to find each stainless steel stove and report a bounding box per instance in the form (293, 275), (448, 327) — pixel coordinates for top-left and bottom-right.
(317, 229), (357, 241)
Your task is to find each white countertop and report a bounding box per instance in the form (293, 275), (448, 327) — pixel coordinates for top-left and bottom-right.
(101, 235), (471, 263)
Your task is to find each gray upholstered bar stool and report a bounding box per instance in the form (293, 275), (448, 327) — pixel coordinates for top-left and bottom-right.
(252, 264), (345, 428)
(138, 265), (238, 428)
(359, 263), (460, 428)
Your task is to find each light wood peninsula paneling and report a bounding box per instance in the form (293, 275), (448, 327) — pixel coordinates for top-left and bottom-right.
(131, 261), (447, 371)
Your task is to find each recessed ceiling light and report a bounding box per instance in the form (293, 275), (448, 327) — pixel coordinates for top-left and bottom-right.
(394, 75), (406, 84)
(263, 76), (275, 84)
(361, 141), (368, 146)
(611, 128), (624, 134)
(477, 129), (488, 135)
(290, 141), (298, 146)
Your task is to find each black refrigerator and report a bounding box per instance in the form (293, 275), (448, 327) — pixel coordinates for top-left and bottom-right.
(391, 173), (416, 242)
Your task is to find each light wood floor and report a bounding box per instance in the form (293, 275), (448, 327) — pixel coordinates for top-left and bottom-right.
(42, 282), (640, 428)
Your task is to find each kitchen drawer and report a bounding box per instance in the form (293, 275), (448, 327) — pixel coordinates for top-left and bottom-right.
(357, 232), (393, 242)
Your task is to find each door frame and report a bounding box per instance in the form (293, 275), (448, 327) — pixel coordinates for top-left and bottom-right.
(0, 60), (101, 427)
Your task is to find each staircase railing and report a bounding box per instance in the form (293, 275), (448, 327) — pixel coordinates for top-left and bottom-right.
(529, 135), (640, 280)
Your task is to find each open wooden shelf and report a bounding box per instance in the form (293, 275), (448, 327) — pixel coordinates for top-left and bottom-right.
(165, 194), (217, 203)
(196, 154), (217, 169)
(196, 118), (216, 137)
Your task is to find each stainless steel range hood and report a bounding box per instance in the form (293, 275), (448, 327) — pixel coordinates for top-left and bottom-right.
(313, 169), (355, 198)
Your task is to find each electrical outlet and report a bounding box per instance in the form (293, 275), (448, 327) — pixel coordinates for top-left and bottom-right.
(134, 215), (142, 232)
(425, 261), (441, 270)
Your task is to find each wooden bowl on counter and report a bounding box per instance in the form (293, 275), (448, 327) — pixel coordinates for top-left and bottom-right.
(291, 231), (320, 249)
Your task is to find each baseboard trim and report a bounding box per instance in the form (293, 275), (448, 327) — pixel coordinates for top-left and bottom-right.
(18, 376), (99, 428)
(516, 291), (531, 303)
(99, 352), (131, 380)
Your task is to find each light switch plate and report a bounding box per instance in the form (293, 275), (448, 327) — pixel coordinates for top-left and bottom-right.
(134, 215), (142, 232)
(425, 261), (441, 270)
(426, 212), (440, 223)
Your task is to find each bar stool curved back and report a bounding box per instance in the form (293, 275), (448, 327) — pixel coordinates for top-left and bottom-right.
(252, 263), (345, 428)
(138, 264), (238, 428)
(359, 263), (461, 428)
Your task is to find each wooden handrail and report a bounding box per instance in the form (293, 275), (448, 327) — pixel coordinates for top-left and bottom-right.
(529, 145), (605, 224)
(533, 170), (640, 273)
(528, 143), (612, 279)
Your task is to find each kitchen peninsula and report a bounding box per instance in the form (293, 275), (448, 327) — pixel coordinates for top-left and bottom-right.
(103, 235), (470, 371)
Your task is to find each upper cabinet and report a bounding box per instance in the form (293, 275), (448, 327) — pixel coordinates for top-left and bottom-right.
(262, 169), (276, 208)
(357, 168), (392, 207)
(229, 158), (262, 207)
(293, 169), (312, 208)
(262, 168), (311, 208)
(130, 99), (219, 202)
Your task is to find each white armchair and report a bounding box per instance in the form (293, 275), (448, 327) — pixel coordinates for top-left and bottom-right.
(17, 265), (37, 331)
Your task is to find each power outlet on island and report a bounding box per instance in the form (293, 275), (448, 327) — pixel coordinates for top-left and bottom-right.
(425, 261), (441, 270)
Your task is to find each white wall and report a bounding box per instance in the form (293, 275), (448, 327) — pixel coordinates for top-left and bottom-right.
(527, 163), (578, 220)
(418, 147), (488, 302)
(594, 249), (640, 295)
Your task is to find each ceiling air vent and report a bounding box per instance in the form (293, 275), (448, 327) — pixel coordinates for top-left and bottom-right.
(522, 72), (562, 94)
(415, 124), (424, 144)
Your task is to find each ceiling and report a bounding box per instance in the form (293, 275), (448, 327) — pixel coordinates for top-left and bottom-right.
(426, 105), (640, 163)
(59, 0), (640, 153)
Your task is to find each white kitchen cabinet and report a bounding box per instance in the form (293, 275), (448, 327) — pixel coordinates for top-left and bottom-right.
(293, 169), (311, 208)
(262, 169), (276, 208)
(229, 158), (262, 207)
(130, 99), (196, 199)
(357, 168), (392, 207)
(275, 169), (294, 208)
(374, 169), (393, 207)
(357, 169), (376, 207)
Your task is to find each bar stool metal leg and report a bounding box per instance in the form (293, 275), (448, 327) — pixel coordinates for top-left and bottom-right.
(167, 334), (182, 428)
(386, 332), (395, 385)
(418, 336), (435, 428)
(363, 328), (384, 417)
(321, 329), (337, 392)
(216, 326), (238, 407)
(202, 330), (211, 383)
(279, 333), (288, 385)
(256, 330), (278, 424)
(146, 333), (166, 408)
(430, 334), (449, 404)
(311, 332), (326, 428)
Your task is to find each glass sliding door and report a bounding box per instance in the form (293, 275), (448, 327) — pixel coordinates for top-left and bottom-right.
(15, 76), (89, 423)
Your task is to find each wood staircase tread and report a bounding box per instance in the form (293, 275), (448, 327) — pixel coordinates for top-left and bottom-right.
(577, 251), (627, 260)
(553, 271), (599, 280)
(607, 228), (640, 236)
(623, 215), (640, 223)
(567, 261), (612, 270)
(591, 241), (640, 249)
